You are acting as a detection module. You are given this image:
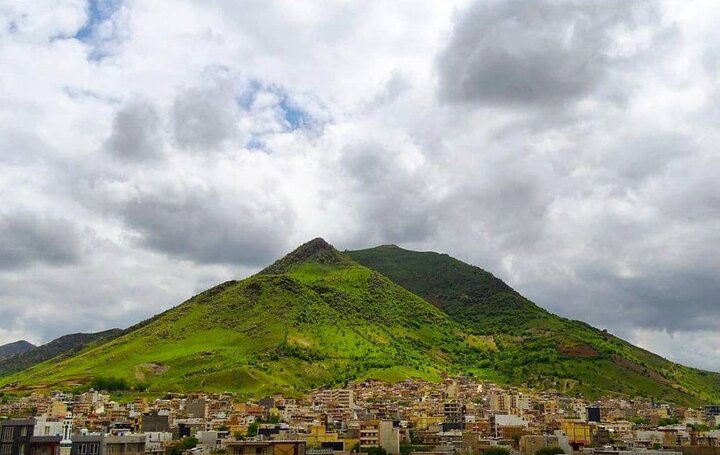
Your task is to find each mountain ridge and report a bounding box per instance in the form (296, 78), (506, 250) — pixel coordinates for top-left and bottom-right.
(0, 241), (485, 396)
(0, 239), (717, 406)
(348, 244), (720, 405)
(0, 340), (36, 361)
(0, 329), (123, 376)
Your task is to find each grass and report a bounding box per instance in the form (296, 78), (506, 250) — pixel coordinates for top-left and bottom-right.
(348, 244), (720, 406)
(3, 239), (719, 406)
(0, 243), (486, 396)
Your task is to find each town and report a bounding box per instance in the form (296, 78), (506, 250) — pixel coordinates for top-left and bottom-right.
(1, 376), (718, 455)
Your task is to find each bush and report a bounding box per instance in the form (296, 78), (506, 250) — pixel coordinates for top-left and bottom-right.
(90, 376), (129, 391)
(484, 448), (511, 455)
(536, 448), (565, 455)
(180, 437), (198, 450)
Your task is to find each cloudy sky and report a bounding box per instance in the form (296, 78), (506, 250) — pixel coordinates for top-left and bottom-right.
(1, 0), (720, 370)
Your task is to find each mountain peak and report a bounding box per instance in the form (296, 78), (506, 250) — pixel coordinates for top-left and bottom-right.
(260, 237), (354, 274)
(0, 340), (36, 361)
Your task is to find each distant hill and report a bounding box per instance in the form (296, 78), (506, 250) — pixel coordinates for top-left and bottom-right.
(0, 341), (35, 361)
(0, 239), (486, 396)
(348, 245), (720, 406)
(0, 329), (122, 376)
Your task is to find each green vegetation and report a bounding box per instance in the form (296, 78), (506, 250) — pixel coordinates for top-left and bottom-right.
(169, 437), (198, 455)
(400, 445), (432, 455)
(535, 448), (565, 455)
(246, 416), (281, 437)
(483, 448), (510, 455)
(89, 376), (129, 391)
(0, 239), (488, 396)
(0, 330), (122, 376)
(2, 238), (718, 405)
(688, 423), (711, 432)
(348, 245), (720, 405)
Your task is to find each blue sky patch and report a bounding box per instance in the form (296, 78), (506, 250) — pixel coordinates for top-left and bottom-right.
(75, 0), (122, 41)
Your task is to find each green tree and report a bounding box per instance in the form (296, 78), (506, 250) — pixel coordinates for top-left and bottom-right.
(536, 448), (565, 455)
(364, 448), (387, 455)
(246, 421), (259, 437)
(179, 437), (198, 450)
(484, 448), (510, 455)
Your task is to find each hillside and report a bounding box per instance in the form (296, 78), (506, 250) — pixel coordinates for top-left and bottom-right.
(348, 245), (720, 406)
(0, 329), (122, 376)
(0, 341), (35, 361)
(0, 239), (488, 396)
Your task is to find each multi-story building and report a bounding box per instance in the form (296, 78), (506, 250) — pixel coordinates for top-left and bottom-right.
(315, 390), (353, 411)
(0, 419), (35, 455)
(102, 435), (145, 455)
(358, 420), (398, 455)
(443, 401), (464, 424)
(560, 421), (592, 449)
(69, 435), (102, 455)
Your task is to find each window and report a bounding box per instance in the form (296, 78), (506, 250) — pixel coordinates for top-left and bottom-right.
(90, 444), (99, 455)
(80, 444), (87, 455)
(19, 444), (26, 455)
(0, 444), (11, 455)
(21, 427), (28, 437)
(1, 428), (12, 443)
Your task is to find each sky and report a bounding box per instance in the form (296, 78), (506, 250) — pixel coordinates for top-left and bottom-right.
(1, 0), (719, 370)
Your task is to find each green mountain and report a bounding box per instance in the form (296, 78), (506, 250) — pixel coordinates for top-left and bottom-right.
(0, 239), (487, 396)
(348, 245), (720, 406)
(2, 239), (718, 406)
(0, 329), (122, 376)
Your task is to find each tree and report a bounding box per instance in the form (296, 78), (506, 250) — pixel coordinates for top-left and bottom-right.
(246, 421), (259, 437)
(484, 448), (511, 455)
(179, 437), (198, 451)
(536, 447), (565, 455)
(364, 447), (387, 455)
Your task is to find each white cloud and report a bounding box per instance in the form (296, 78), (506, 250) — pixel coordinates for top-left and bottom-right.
(1, 0), (720, 372)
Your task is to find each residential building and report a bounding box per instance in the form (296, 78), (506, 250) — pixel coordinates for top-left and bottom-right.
(0, 419), (35, 455)
(226, 440), (306, 455)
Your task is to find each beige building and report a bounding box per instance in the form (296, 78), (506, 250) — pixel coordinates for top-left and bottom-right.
(519, 434), (571, 455)
(359, 420), (399, 455)
(488, 391), (530, 414)
(227, 440), (306, 455)
(103, 435), (146, 455)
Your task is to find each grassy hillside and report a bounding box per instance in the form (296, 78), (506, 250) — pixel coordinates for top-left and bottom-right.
(0, 240), (491, 396)
(348, 245), (720, 406)
(0, 329), (122, 376)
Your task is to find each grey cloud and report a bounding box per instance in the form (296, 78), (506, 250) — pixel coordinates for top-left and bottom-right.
(172, 84), (240, 150)
(121, 187), (293, 266)
(437, 0), (658, 107)
(338, 142), (438, 245)
(0, 212), (82, 269)
(106, 100), (163, 160)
